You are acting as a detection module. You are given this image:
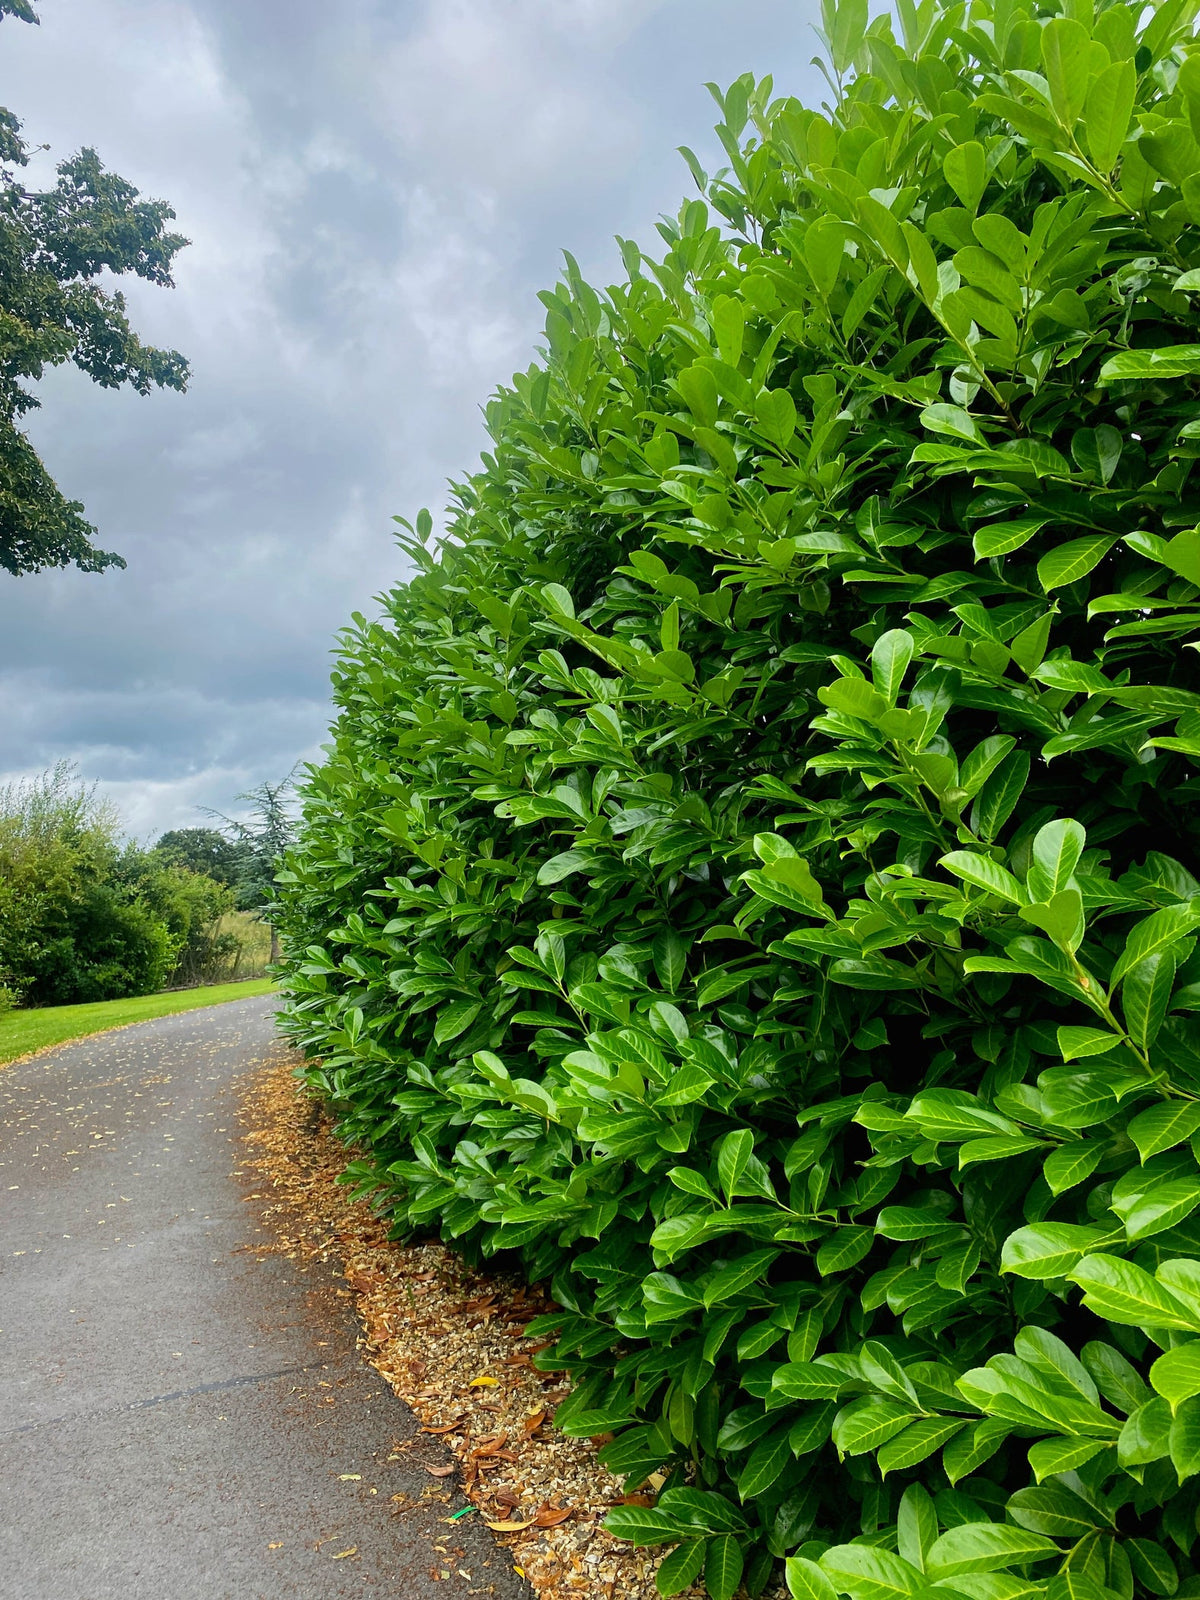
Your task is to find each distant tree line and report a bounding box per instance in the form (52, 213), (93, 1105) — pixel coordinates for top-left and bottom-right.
(0, 765), (292, 1010)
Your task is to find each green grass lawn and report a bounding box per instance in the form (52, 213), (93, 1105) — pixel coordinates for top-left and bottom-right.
(0, 977), (277, 1065)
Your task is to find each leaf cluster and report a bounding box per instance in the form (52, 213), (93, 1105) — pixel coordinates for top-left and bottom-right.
(279, 1), (1200, 1594)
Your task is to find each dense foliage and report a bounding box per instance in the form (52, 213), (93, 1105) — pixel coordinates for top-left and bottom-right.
(0, 0), (188, 575)
(279, 2), (1200, 1595)
(0, 765), (240, 1005)
(154, 828), (249, 890)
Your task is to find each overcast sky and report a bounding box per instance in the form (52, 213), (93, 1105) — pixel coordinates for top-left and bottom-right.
(0, 0), (823, 839)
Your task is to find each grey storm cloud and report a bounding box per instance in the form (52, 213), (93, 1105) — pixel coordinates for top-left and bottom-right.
(0, 0), (822, 839)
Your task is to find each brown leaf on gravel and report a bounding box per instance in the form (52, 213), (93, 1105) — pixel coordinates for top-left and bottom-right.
(460, 1294), (497, 1313)
(535, 1506), (573, 1527)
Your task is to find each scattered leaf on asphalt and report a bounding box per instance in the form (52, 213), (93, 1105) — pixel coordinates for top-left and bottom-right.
(485, 1519), (535, 1533)
(331, 1547), (357, 1559)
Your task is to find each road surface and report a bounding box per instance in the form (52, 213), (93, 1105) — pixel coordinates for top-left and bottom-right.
(0, 995), (528, 1600)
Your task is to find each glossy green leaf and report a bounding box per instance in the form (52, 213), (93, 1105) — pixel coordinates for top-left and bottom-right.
(939, 850), (1025, 902)
(832, 1399), (918, 1456)
(1057, 1026), (1122, 1062)
(705, 1534), (745, 1600)
(788, 1557), (840, 1600)
(926, 1523), (1059, 1578)
(942, 1418), (1010, 1485)
(1007, 1482), (1105, 1537)
(821, 1543), (923, 1600)
(1112, 902), (1200, 984)
(1036, 538), (1116, 593)
(738, 1425), (794, 1497)
(1128, 1102), (1200, 1161)
(433, 999), (482, 1043)
(877, 1417), (966, 1476)
(1027, 1436), (1107, 1482)
(1029, 818), (1086, 898)
(1001, 1221), (1108, 1279)
(1119, 1396), (1173, 1467)
(1171, 1395), (1200, 1480)
(1068, 1255), (1199, 1330)
(943, 142), (987, 212)
(1150, 1343), (1200, 1410)
(871, 630), (915, 706)
(817, 1225), (875, 1276)
(1043, 1141), (1106, 1196)
(1124, 1178), (1200, 1242)
(656, 1540), (706, 1597)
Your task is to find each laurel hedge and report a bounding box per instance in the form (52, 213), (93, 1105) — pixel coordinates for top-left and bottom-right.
(277, 2), (1200, 1595)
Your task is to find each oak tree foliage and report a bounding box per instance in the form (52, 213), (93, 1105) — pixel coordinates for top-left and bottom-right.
(0, 0), (189, 575)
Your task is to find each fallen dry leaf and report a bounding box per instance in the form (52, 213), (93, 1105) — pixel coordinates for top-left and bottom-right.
(468, 1374), (499, 1387)
(331, 1547), (358, 1559)
(424, 1464), (455, 1478)
(471, 1434), (509, 1457)
(485, 1519), (535, 1533)
(535, 1506), (573, 1527)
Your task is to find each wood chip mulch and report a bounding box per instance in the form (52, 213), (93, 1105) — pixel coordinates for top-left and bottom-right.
(238, 1051), (705, 1600)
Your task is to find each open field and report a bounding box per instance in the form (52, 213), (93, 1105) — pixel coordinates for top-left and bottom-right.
(213, 909), (274, 979)
(0, 978), (277, 1065)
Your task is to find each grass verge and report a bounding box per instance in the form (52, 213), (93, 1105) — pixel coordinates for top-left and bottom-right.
(0, 977), (277, 1065)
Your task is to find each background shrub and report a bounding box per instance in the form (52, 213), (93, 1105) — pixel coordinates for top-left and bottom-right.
(278, 2), (1200, 1596)
(0, 764), (244, 1002)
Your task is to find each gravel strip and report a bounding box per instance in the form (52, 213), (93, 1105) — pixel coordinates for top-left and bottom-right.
(238, 1055), (708, 1600)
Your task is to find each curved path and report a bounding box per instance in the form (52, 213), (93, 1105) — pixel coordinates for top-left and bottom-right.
(0, 996), (528, 1600)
